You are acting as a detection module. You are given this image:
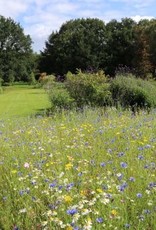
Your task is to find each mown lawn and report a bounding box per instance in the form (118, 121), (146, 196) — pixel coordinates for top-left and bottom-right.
(0, 85), (51, 118)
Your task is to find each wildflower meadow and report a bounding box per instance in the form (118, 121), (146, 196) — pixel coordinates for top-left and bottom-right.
(0, 108), (156, 229)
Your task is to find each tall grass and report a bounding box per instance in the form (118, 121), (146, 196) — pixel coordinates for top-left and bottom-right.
(0, 108), (155, 229)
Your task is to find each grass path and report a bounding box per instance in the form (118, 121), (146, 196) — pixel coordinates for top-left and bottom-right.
(0, 85), (51, 118)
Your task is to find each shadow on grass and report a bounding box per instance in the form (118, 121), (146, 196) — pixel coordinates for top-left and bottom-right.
(34, 108), (52, 117)
(29, 92), (46, 94)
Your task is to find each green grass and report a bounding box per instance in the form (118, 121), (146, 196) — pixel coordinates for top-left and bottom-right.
(0, 85), (51, 118)
(0, 108), (156, 229)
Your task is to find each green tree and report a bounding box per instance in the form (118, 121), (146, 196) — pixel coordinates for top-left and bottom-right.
(39, 18), (107, 75)
(0, 15), (34, 84)
(105, 18), (137, 76)
(144, 19), (156, 77)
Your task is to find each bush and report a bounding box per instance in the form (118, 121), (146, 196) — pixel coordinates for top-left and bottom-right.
(65, 70), (112, 108)
(42, 76), (75, 112)
(110, 75), (156, 111)
(28, 72), (36, 85)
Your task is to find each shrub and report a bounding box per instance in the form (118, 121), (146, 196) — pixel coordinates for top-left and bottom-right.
(28, 72), (36, 85)
(42, 76), (75, 112)
(65, 70), (112, 108)
(110, 75), (156, 111)
(41, 75), (55, 90)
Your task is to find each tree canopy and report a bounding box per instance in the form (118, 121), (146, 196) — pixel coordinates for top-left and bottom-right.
(39, 18), (107, 75)
(39, 17), (156, 78)
(0, 15), (34, 84)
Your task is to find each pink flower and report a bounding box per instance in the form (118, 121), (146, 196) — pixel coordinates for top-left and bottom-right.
(24, 162), (30, 168)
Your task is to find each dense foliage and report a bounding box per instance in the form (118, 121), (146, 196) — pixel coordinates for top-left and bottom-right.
(39, 17), (156, 78)
(39, 18), (107, 75)
(110, 75), (156, 110)
(43, 72), (156, 112)
(0, 15), (35, 84)
(65, 70), (112, 107)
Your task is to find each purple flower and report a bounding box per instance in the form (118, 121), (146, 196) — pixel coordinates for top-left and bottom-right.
(124, 223), (130, 228)
(120, 162), (128, 168)
(118, 182), (128, 192)
(67, 209), (77, 216)
(138, 146), (144, 151)
(100, 162), (106, 167)
(129, 177), (135, 182)
(49, 183), (56, 188)
(145, 144), (151, 149)
(96, 217), (104, 223)
(144, 164), (149, 169)
(66, 183), (74, 191)
(117, 173), (123, 181)
(118, 152), (125, 157)
(138, 155), (144, 160)
(148, 182), (156, 188)
(137, 193), (142, 198)
(78, 172), (83, 176)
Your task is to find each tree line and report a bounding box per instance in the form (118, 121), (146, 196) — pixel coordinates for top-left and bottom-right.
(40, 17), (156, 79)
(0, 15), (156, 85)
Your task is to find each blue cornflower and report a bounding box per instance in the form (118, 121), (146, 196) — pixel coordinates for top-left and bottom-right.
(117, 173), (123, 181)
(19, 190), (25, 196)
(144, 209), (151, 214)
(100, 162), (106, 167)
(138, 155), (144, 160)
(96, 217), (104, 223)
(148, 182), (156, 188)
(66, 183), (74, 190)
(124, 223), (130, 228)
(145, 144), (151, 149)
(129, 177), (135, 182)
(67, 209), (78, 216)
(73, 227), (79, 230)
(118, 152), (125, 157)
(78, 172), (83, 176)
(49, 183), (56, 188)
(118, 182), (128, 192)
(58, 185), (63, 190)
(138, 146), (144, 151)
(144, 164), (149, 169)
(107, 148), (112, 153)
(137, 193), (142, 198)
(120, 162), (128, 168)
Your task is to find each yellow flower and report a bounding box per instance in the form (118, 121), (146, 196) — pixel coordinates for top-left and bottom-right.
(11, 170), (17, 174)
(96, 188), (103, 193)
(116, 132), (120, 135)
(65, 163), (73, 170)
(66, 226), (73, 230)
(80, 189), (88, 196)
(64, 195), (73, 203)
(111, 209), (118, 216)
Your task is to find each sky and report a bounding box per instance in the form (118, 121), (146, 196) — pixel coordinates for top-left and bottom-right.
(0, 0), (155, 53)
